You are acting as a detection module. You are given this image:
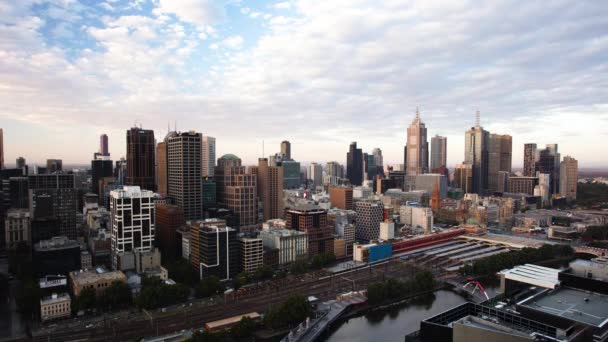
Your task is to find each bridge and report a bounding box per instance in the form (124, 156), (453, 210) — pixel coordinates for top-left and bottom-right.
(574, 246), (608, 257)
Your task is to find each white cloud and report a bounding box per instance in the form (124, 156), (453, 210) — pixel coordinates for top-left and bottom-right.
(221, 35), (244, 49)
(273, 2), (291, 10)
(240, 7), (250, 14)
(157, 0), (225, 26)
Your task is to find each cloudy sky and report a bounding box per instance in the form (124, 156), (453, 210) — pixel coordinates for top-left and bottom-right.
(1, 0), (607, 168)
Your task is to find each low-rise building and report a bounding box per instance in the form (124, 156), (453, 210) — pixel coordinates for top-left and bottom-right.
(69, 268), (127, 296)
(259, 228), (308, 266)
(240, 237), (263, 274)
(40, 293), (71, 322)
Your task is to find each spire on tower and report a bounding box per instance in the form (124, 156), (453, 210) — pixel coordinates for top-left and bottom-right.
(416, 106), (420, 121)
(476, 109), (481, 127)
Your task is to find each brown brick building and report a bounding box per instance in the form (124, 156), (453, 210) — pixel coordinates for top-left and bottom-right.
(329, 186), (353, 210)
(284, 204), (334, 258)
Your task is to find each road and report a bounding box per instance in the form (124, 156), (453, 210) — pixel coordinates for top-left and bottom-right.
(29, 259), (422, 342)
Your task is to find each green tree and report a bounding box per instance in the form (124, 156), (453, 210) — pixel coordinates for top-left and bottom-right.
(230, 316), (257, 339)
(98, 281), (132, 311)
(289, 260), (309, 275)
(263, 295), (312, 329)
(166, 259), (196, 285)
(72, 286), (97, 313)
(253, 265), (273, 281)
(195, 276), (222, 299)
(233, 272), (249, 290)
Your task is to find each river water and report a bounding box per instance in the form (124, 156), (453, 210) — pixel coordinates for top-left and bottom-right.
(320, 290), (467, 342)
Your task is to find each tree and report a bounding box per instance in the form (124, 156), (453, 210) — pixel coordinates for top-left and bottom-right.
(136, 276), (190, 310)
(98, 281), (132, 311)
(72, 287), (96, 313)
(231, 316), (257, 338)
(233, 272), (249, 290)
(289, 260), (309, 275)
(195, 276), (222, 299)
(253, 265), (273, 281)
(263, 295), (312, 329)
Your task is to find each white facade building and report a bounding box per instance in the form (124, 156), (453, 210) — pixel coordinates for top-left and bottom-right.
(202, 136), (216, 178)
(110, 186), (155, 269)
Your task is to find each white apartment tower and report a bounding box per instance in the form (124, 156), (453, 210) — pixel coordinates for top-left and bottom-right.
(110, 186), (155, 269)
(202, 136), (216, 178)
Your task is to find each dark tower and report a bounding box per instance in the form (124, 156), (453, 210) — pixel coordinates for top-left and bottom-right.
(346, 142), (363, 186)
(126, 127), (155, 191)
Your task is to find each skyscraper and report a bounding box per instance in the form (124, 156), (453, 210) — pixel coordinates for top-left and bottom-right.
(536, 144), (560, 195)
(215, 154), (257, 232)
(91, 157), (114, 196)
(202, 136), (216, 178)
(46, 159), (62, 174)
(16, 157), (26, 169)
(281, 140), (291, 159)
(464, 111), (489, 194)
(430, 135), (447, 171)
(0, 128), (3, 169)
(355, 200), (384, 242)
(346, 142), (363, 186)
(372, 147), (384, 171)
(523, 143), (537, 177)
(325, 161), (343, 178)
(406, 109), (429, 176)
(156, 141), (167, 195)
(257, 158), (284, 221)
(363, 153), (377, 180)
(110, 186), (155, 269)
(487, 134), (512, 192)
(100, 134), (109, 156)
(308, 162), (323, 188)
(126, 127), (155, 191)
(167, 131), (202, 220)
(189, 219), (239, 280)
(560, 156), (578, 202)
(28, 174), (77, 240)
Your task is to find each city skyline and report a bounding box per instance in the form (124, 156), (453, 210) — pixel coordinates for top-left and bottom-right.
(1, 1), (607, 167)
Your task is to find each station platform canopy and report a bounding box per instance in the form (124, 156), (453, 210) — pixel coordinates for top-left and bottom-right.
(498, 264), (560, 289)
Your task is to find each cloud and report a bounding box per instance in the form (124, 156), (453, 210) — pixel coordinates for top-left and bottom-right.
(273, 2), (291, 10)
(0, 0), (607, 167)
(221, 35), (243, 49)
(157, 0), (225, 26)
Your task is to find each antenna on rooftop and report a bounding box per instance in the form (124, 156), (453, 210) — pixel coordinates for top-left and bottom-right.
(476, 109), (481, 127)
(263, 140), (265, 158)
(416, 106), (420, 120)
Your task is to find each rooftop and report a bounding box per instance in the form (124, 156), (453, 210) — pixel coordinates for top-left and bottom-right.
(499, 264), (561, 289)
(40, 293), (70, 305)
(34, 236), (79, 251)
(520, 287), (608, 328)
(459, 233), (558, 249)
(219, 153), (240, 160)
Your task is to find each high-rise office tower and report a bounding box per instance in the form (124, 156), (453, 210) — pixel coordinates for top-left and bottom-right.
(329, 186), (353, 210)
(464, 111), (489, 194)
(28, 174), (77, 240)
(155, 203), (185, 259)
(156, 141), (167, 195)
(308, 162), (323, 188)
(257, 158), (284, 221)
(110, 186), (155, 269)
(126, 127), (155, 191)
(167, 131), (202, 220)
(346, 142), (363, 186)
(405, 109), (429, 176)
(100, 134), (109, 156)
(281, 140), (291, 159)
(372, 148), (383, 173)
(430, 135), (447, 171)
(363, 153), (377, 180)
(189, 219), (239, 280)
(285, 204), (334, 258)
(523, 143), (537, 177)
(16, 157), (26, 169)
(202, 136), (216, 178)
(0, 128), (3, 169)
(91, 157), (114, 196)
(488, 134), (512, 192)
(453, 164), (473, 193)
(46, 159), (62, 174)
(215, 154), (257, 231)
(560, 156), (578, 202)
(536, 144), (560, 195)
(326, 161), (343, 178)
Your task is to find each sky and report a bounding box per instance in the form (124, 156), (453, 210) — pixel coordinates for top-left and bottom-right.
(1, 0), (607, 168)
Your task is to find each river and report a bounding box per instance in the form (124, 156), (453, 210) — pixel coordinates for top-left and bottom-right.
(319, 290), (467, 342)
